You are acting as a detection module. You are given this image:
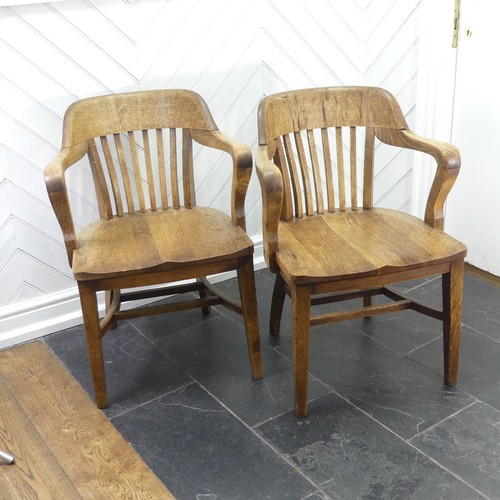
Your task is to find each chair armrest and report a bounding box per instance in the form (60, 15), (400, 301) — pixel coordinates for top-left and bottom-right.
(191, 129), (252, 230)
(44, 142), (88, 266)
(374, 128), (461, 229)
(256, 145), (283, 273)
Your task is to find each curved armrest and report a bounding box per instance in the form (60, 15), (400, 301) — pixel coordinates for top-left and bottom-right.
(256, 145), (283, 273)
(191, 129), (252, 230)
(374, 128), (461, 229)
(44, 142), (88, 266)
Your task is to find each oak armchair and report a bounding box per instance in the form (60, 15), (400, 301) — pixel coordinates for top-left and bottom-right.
(45, 89), (262, 408)
(256, 86), (467, 417)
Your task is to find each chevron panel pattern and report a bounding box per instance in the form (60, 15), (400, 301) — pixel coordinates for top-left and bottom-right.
(0, 0), (420, 330)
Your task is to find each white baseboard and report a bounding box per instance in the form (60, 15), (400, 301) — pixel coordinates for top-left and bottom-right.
(0, 237), (265, 350)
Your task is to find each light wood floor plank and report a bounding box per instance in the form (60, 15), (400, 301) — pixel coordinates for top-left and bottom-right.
(0, 341), (173, 499)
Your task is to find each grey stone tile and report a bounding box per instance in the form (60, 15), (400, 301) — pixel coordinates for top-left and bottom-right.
(112, 383), (316, 500)
(276, 323), (475, 439)
(154, 314), (331, 427)
(258, 392), (482, 500)
(408, 273), (500, 342)
(409, 324), (500, 411)
(213, 268), (293, 344)
(129, 292), (222, 343)
(348, 310), (442, 355)
(410, 401), (500, 499)
(44, 321), (190, 418)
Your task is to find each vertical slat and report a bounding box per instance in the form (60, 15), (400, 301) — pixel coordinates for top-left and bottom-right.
(275, 139), (293, 221)
(363, 126), (375, 209)
(156, 129), (168, 209)
(182, 129), (196, 208)
(294, 132), (313, 216)
(321, 128), (335, 212)
(87, 139), (112, 219)
(307, 130), (324, 214)
(350, 126), (358, 210)
(283, 134), (303, 218)
(114, 133), (135, 214)
(100, 136), (124, 216)
(170, 129), (180, 209)
(142, 130), (157, 211)
(336, 127), (346, 211)
(128, 131), (146, 212)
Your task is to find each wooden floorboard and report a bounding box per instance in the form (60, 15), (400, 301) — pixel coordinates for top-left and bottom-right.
(0, 341), (174, 499)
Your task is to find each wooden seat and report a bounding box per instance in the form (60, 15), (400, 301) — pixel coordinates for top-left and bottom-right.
(256, 86), (467, 417)
(45, 90), (262, 409)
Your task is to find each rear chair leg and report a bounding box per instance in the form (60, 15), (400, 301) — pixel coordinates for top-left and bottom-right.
(442, 259), (464, 386)
(270, 273), (286, 336)
(78, 282), (109, 408)
(237, 255), (263, 380)
(105, 289), (119, 330)
(197, 278), (211, 315)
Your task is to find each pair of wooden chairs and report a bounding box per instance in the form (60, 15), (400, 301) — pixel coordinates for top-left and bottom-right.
(45, 87), (466, 417)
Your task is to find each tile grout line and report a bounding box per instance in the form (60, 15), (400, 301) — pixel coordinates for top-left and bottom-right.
(406, 399), (479, 441)
(403, 334), (440, 357)
(108, 380), (197, 421)
(184, 376), (325, 495)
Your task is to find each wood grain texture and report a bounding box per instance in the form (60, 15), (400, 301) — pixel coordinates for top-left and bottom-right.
(276, 209), (466, 284)
(0, 341), (172, 499)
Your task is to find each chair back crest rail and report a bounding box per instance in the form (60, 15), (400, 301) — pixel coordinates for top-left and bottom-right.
(62, 90), (222, 219)
(258, 87), (409, 220)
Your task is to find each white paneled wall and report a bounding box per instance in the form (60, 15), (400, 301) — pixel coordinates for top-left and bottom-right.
(0, 0), (421, 347)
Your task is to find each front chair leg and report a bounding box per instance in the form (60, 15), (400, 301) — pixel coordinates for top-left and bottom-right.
(292, 284), (311, 417)
(442, 258), (464, 386)
(237, 255), (263, 380)
(78, 282), (109, 408)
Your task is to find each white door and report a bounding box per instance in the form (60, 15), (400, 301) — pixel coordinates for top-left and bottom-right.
(446, 0), (500, 276)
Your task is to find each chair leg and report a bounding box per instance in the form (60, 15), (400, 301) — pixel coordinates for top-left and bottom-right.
(270, 272), (286, 336)
(78, 282), (109, 409)
(291, 284), (311, 417)
(105, 290), (119, 330)
(442, 258), (464, 386)
(197, 278), (211, 315)
(237, 255), (263, 380)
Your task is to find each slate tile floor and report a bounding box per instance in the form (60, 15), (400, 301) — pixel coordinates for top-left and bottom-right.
(44, 268), (500, 499)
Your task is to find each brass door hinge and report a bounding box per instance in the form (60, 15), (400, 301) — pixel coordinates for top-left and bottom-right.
(452, 0), (461, 48)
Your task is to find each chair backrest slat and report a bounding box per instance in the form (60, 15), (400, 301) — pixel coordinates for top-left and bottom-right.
(321, 127), (335, 213)
(294, 131), (314, 216)
(350, 126), (358, 210)
(100, 135), (125, 216)
(156, 128), (169, 210)
(307, 129), (324, 214)
(170, 128), (180, 209)
(88, 139), (113, 219)
(363, 126), (375, 209)
(128, 131), (146, 212)
(114, 133), (135, 214)
(335, 127), (346, 212)
(283, 134), (304, 218)
(275, 139), (294, 221)
(182, 129), (196, 209)
(142, 129), (157, 211)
